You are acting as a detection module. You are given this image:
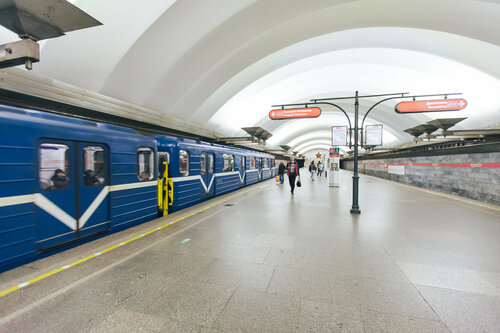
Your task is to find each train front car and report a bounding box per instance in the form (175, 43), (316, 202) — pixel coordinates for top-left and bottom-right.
(155, 136), (275, 214)
(0, 106), (157, 272)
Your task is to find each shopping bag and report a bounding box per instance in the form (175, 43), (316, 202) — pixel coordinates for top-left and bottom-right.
(296, 178), (302, 187)
(275, 175), (280, 182)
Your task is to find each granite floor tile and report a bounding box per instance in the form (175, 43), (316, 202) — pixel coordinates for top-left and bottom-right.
(273, 235), (296, 249)
(213, 287), (301, 332)
(382, 243), (450, 267)
(88, 309), (199, 333)
(196, 259), (275, 290)
(298, 299), (364, 333)
(398, 261), (496, 294)
(209, 242), (270, 264)
(353, 277), (438, 320)
(328, 274), (358, 308)
(204, 231), (258, 246)
(416, 284), (500, 333)
(252, 233), (279, 247)
(264, 248), (304, 269)
(267, 266), (332, 303)
(142, 280), (236, 327)
(0, 289), (38, 318)
(352, 257), (411, 283)
(360, 310), (450, 333)
(479, 271), (500, 294)
(151, 237), (217, 257)
(119, 250), (214, 279)
(193, 327), (223, 333)
(1, 295), (113, 333)
(66, 264), (180, 309)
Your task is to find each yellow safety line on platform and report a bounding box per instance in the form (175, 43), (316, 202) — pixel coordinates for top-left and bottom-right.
(0, 184), (267, 298)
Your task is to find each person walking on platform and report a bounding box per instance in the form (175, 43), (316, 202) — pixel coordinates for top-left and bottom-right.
(278, 162), (286, 184)
(286, 156), (300, 194)
(317, 162), (323, 177)
(309, 161), (316, 181)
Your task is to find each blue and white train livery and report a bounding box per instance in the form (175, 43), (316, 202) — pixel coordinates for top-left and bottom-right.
(0, 106), (274, 272)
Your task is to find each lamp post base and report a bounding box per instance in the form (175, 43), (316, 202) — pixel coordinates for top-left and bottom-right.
(350, 208), (361, 214)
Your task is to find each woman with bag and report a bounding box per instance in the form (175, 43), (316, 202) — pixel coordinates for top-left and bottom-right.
(286, 156), (300, 195)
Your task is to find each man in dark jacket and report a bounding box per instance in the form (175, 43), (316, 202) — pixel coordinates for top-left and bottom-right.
(278, 162), (286, 184)
(51, 169), (70, 189)
(84, 170), (101, 186)
(286, 156), (300, 195)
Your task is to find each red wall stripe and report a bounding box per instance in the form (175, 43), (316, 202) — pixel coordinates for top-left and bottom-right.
(343, 162), (500, 168)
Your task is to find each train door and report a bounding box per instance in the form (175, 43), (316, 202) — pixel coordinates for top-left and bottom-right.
(200, 152), (215, 200)
(36, 141), (110, 251)
(78, 143), (110, 238)
(239, 156), (246, 187)
(37, 141), (77, 249)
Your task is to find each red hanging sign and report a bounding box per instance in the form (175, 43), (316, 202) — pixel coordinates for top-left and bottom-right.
(269, 107), (321, 120)
(395, 99), (467, 113)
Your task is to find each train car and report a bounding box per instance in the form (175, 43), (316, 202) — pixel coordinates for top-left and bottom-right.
(0, 106), (158, 271)
(0, 106), (275, 272)
(156, 135), (274, 213)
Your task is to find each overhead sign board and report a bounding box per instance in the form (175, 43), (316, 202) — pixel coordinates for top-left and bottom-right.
(269, 107), (321, 120)
(332, 126), (348, 146)
(395, 98), (467, 113)
(365, 124), (383, 146)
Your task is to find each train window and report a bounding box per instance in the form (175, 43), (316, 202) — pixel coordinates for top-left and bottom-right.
(158, 152), (170, 177)
(239, 156), (245, 170)
(200, 154), (206, 175)
(222, 154), (234, 172)
(271, 159), (275, 168)
(208, 154), (214, 173)
(263, 158), (268, 168)
(83, 146), (105, 186)
(137, 147), (154, 181)
(249, 157), (256, 170)
(39, 143), (70, 190)
(179, 150), (189, 176)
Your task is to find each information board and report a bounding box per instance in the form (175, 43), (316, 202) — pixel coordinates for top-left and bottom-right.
(365, 124), (383, 146)
(332, 126), (347, 146)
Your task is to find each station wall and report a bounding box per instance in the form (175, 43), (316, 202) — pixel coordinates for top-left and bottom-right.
(342, 152), (500, 205)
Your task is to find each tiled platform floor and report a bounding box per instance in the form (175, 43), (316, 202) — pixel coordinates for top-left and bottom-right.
(1, 170), (499, 332)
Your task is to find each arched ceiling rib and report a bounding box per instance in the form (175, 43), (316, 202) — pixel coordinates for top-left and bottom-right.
(34, 0), (178, 92)
(1, 0), (499, 150)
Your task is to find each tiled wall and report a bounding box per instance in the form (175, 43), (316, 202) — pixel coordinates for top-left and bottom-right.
(342, 152), (500, 205)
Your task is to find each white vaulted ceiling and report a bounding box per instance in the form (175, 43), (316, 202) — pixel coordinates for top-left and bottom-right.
(1, 0), (499, 154)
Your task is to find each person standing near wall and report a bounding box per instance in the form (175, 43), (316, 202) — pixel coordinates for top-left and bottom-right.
(286, 156), (300, 194)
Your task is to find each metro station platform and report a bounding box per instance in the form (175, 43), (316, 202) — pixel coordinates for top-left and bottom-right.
(0, 170), (499, 332)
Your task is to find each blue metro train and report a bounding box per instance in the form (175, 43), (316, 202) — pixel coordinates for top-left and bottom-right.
(0, 106), (275, 271)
